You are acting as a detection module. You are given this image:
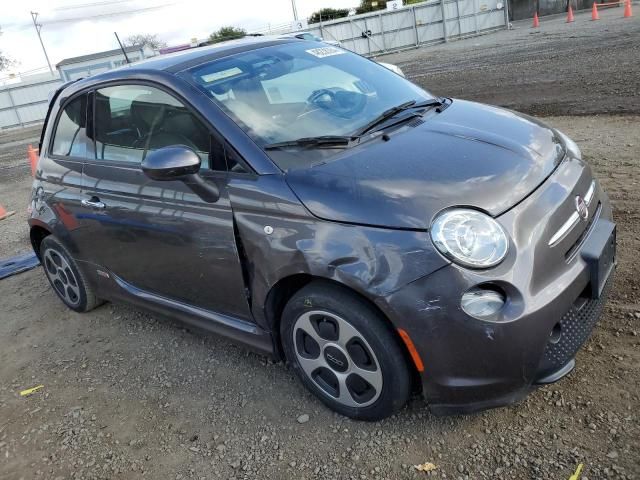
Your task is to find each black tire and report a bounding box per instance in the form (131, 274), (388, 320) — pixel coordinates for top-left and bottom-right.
(40, 235), (102, 313)
(281, 281), (411, 421)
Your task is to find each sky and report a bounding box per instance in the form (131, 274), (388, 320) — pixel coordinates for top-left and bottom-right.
(0, 0), (357, 75)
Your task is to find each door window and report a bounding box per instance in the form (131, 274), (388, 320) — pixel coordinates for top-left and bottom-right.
(94, 85), (211, 167)
(51, 94), (91, 158)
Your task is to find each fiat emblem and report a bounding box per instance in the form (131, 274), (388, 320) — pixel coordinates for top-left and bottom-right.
(575, 196), (588, 221)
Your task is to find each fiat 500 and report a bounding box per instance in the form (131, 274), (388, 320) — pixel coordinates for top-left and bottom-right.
(29, 38), (616, 420)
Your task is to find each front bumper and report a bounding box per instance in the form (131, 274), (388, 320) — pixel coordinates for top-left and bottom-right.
(377, 158), (616, 415)
(383, 220), (615, 415)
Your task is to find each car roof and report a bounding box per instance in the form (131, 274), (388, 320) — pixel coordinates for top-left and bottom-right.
(88, 37), (298, 80)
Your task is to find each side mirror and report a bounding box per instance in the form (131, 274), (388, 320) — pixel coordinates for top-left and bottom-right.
(141, 145), (220, 202)
(141, 145), (201, 181)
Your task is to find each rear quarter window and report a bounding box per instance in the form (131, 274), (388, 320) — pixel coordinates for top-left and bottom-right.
(51, 94), (91, 158)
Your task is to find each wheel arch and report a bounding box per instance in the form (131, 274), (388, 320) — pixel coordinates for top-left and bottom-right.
(264, 274), (422, 388)
(30, 223), (53, 260)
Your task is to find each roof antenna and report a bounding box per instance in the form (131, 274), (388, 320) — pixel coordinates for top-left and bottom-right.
(114, 32), (131, 64)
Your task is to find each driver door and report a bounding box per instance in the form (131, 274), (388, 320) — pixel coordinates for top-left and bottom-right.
(77, 83), (252, 319)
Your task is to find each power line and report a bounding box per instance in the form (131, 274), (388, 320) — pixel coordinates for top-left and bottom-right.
(55, 0), (134, 11)
(43, 3), (175, 25)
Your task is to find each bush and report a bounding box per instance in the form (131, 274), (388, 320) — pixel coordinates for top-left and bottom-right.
(308, 7), (350, 24)
(208, 26), (246, 44)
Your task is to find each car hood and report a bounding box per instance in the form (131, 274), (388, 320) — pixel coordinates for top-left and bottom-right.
(285, 99), (565, 230)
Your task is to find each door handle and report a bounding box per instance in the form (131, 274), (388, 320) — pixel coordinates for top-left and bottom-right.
(81, 197), (106, 209)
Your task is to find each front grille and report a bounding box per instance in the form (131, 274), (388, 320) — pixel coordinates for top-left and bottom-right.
(537, 273), (612, 377)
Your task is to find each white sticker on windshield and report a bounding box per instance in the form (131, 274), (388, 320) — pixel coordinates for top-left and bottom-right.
(201, 67), (243, 83)
(305, 47), (345, 58)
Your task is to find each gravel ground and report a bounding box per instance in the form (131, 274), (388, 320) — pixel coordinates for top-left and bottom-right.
(379, 6), (640, 116)
(1, 16), (640, 480)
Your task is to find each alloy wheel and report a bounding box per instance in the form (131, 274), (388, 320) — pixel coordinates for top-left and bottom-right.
(293, 310), (383, 408)
(43, 248), (81, 307)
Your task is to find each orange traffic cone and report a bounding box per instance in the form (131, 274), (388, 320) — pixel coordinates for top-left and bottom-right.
(624, 0), (632, 17)
(532, 11), (540, 27)
(591, 2), (600, 19)
(567, 4), (575, 22)
(0, 204), (16, 221)
(27, 144), (39, 177)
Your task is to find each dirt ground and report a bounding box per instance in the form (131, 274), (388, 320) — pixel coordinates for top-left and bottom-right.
(380, 6), (640, 116)
(1, 10), (639, 480)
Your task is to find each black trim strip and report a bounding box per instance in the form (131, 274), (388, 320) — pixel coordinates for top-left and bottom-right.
(112, 273), (264, 335)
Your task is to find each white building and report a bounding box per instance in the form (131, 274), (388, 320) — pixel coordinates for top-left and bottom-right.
(56, 45), (155, 81)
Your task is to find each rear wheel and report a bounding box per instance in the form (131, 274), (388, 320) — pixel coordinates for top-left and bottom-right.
(281, 281), (411, 420)
(40, 236), (101, 313)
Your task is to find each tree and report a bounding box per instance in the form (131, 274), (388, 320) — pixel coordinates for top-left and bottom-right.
(308, 7), (350, 24)
(0, 51), (15, 72)
(208, 26), (246, 44)
(356, 0), (387, 14)
(124, 33), (167, 50)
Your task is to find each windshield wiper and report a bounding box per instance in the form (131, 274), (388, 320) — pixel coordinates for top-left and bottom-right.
(354, 98), (444, 136)
(263, 99), (445, 151)
(264, 135), (357, 150)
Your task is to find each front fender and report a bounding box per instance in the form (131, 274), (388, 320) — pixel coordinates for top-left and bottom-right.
(228, 175), (449, 330)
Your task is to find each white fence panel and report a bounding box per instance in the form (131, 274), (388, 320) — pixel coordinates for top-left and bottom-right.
(9, 81), (58, 106)
(301, 0), (506, 56)
(0, 91), (13, 110)
(479, 9), (506, 29)
(0, 109), (20, 127)
(0, 77), (63, 129)
(17, 103), (50, 124)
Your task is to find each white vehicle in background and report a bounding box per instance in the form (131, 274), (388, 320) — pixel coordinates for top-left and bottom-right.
(279, 31), (405, 77)
(376, 61), (404, 77)
(279, 31), (342, 47)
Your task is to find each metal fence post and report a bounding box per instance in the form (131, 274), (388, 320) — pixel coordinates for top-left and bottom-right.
(364, 17), (372, 55)
(412, 6), (420, 45)
(349, 19), (358, 53)
(503, 0), (510, 28)
(474, 0), (479, 33)
(441, 0), (449, 42)
(6, 88), (23, 128)
(379, 13), (387, 52)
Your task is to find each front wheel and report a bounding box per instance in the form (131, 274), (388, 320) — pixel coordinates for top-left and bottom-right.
(281, 281), (411, 420)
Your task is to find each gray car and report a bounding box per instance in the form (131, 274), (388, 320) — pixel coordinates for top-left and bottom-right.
(29, 37), (616, 420)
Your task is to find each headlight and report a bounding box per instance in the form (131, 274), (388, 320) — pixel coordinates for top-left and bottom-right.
(430, 209), (509, 268)
(556, 130), (581, 159)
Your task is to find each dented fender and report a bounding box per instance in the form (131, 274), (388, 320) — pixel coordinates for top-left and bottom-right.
(227, 174), (449, 331)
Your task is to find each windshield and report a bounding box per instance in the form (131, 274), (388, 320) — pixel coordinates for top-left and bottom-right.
(186, 42), (433, 169)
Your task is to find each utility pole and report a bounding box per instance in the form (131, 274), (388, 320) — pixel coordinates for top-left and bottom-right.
(30, 12), (53, 75)
(291, 0), (299, 20)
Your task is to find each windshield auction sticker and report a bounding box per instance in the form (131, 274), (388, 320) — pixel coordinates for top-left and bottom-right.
(305, 47), (346, 58)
